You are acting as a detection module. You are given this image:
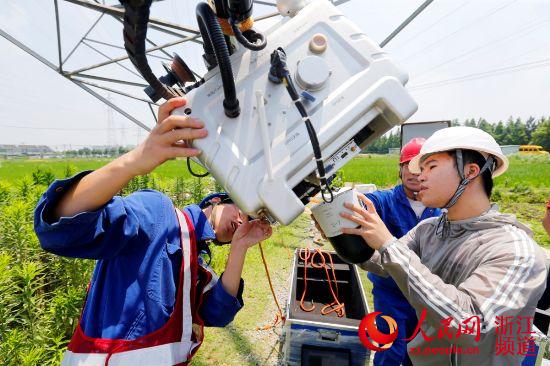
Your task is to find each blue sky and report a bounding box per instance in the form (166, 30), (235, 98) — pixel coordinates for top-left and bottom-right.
(1, 0), (549, 149)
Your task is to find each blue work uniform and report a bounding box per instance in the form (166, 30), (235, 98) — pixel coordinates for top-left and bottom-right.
(366, 184), (441, 366)
(33, 171), (244, 340)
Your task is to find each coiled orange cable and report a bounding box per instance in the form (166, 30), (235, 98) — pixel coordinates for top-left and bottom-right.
(299, 248), (345, 317)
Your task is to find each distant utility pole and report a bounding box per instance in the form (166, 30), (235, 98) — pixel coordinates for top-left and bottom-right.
(106, 93), (116, 147)
(119, 116), (127, 147)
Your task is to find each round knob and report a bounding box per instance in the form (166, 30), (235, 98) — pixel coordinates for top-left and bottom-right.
(309, 33), (328, 54)
(295, 56), (331, 91)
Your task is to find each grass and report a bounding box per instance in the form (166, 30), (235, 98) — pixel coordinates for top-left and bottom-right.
(0, 158), (213, 182)
(339, 154), (550, 190)
(496, 155), (550, 189)
(194, 215), (311, 365)
(0, 154), (548, 365)
(2, 154), (548, 189)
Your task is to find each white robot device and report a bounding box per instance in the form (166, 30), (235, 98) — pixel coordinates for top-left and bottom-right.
(174, 0), (418, 225)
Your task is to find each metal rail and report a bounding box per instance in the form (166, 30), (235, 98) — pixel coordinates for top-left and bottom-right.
(1, 0), (352, 132)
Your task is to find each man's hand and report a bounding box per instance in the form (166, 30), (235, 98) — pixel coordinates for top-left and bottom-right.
(232, 219), (273, 250)
(222, 219), (272, 296)
(52, 97), (207, 219)
(340, 195), (394, 250)
(125, 97), (208, 176)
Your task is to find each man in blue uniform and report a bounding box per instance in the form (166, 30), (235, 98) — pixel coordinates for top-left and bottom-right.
(33, 97), (272, 365)
(366, 138), (441, 366)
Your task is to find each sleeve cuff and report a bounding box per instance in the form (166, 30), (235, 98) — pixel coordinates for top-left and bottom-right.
(212, 273), (245, 309)
(377, 237), (398, 255)
(44, 170), (93, 200)
(36, 170), (101, 227)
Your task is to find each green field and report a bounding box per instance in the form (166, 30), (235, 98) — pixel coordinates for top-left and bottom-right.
(0, 158), (195, 182)
(0, 154), (548, 365)
(3, 153), (548, 188)
(1, 154), (548, 247)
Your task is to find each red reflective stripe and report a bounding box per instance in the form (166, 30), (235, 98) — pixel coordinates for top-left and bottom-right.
(189, 265), (211, 359)
(66, 209), (202, 363)
(183, 210), (199, 319)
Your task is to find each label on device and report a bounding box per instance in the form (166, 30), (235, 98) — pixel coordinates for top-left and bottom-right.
(319, 140), (361, 178)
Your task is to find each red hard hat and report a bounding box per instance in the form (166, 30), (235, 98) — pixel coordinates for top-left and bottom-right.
(400, 137), (426, 164)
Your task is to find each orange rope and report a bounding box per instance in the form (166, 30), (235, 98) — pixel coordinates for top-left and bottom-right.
(298, 248), (315, 312)
(299, 248), (345, 317)
(256, 242), (286, 330)
(285, 244), (292, 260)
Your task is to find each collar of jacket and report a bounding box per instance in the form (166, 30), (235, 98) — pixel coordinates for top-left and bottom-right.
(184, 204), (216, 242)
(394, 184), (437, 220)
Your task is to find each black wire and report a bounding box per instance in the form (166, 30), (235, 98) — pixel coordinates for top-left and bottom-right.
(283, 75), (334, 203)
(186, 157), (210, 177)
(183, 78), (205, 94)
(268, 47), (333, 203)
(229, 18), (267, 51)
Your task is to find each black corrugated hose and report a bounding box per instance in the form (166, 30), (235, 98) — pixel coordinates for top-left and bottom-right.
(196, 2), (240, 118)
(121, 0), (179, 101)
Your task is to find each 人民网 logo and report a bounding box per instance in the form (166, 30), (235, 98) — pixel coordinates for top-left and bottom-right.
(358, 312), (398, 352)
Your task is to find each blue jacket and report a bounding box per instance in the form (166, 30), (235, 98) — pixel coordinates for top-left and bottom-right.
(34, 171), (243, 340)
(366, 185), (441, 299)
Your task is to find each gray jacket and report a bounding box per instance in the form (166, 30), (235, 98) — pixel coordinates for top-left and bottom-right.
(361, 205), (548, 366)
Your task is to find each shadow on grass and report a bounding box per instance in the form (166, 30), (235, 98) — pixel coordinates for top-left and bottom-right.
(223, 325), (284, 366)
(268, 217), (312, 250)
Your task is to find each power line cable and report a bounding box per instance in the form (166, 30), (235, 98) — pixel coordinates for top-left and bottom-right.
(411, 58), (550, 90)
(497, 39), (550, 66)
(412, 18), (550, 80)
(0, 124), (134, 131)
(396, 0), (473, 48)
(409, 57), (550, 91)
(402, 0), (519, 61)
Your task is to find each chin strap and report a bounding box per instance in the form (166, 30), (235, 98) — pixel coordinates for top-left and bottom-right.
(435, 150), (495, 238)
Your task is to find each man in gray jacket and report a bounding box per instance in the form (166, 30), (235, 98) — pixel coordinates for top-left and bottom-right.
(339, 126), (548, 365)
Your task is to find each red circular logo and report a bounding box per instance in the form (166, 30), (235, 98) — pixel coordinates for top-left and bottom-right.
(358, 312), (399, 352)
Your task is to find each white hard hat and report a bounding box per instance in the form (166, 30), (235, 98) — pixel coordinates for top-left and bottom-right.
(408, 126), (509, 178)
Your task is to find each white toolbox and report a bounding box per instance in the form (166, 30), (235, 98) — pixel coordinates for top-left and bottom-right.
(176, 0), (417, 224)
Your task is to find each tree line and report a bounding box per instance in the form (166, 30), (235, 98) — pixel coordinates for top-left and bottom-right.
(363, 116), (550, 154)
(62, 146), (132, 157)
(47, 116), (550, 157)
